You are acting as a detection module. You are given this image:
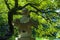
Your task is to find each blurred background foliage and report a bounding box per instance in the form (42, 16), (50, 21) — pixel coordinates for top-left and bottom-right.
(0, 0), (60, 40)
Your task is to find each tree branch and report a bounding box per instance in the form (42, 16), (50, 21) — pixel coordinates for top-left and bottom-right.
(17, 3), (45, 13)
(4, 0), (10, 10)
(17, 3), (39, 10)
(14, 0), (18, 8)
(17, 3), (58, 14)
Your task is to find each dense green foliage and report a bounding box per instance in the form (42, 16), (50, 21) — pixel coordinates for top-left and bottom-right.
(0, 0), (60, 40)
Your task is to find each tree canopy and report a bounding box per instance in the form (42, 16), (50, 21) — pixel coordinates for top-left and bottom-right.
(0, 0), (60, 40)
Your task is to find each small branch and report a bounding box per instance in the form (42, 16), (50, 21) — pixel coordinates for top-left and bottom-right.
(17, 3), (45, 13)
(17, 3), (30, 10)
(17, 3), (38, 9)
(17, 3), (58, 14)
(4, 0), (10, 10)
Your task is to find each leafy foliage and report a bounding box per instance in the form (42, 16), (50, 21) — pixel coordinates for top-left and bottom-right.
(0, 0), (60, 40)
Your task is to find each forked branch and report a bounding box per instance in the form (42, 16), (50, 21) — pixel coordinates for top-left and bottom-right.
(4, 0), (10, 10)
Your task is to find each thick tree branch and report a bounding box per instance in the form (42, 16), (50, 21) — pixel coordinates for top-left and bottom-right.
(4, 0), (10, 10)
(14, 0), (18, 8)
